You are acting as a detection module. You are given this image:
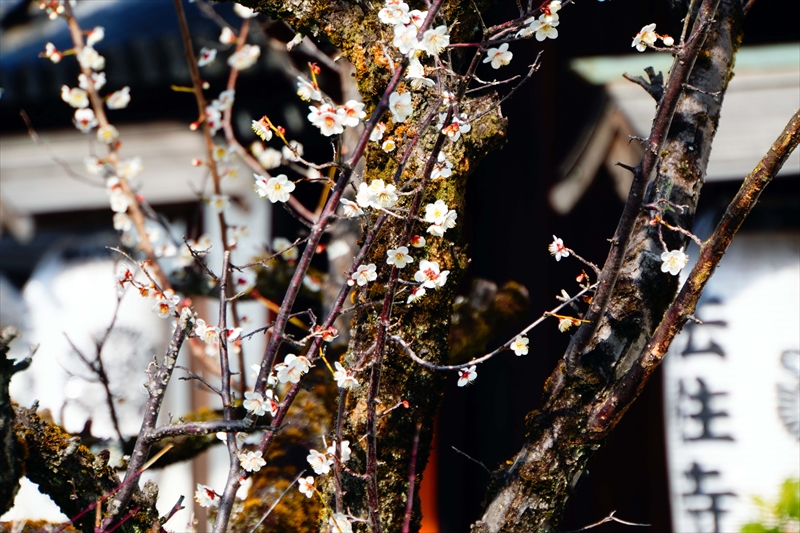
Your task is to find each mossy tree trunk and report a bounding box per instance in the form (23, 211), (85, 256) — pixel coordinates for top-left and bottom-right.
(245, 0), (507, 530)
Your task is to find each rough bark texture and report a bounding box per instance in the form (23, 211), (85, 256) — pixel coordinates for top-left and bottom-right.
(1, 328), (27, 515)
(13, 406), (160, 533)
(473, 2), (744, 531)
(240, 1), (507, 530)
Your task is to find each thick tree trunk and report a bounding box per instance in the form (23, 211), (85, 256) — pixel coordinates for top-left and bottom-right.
(474, 1), (744, 531)
(244, 1), (507, 529)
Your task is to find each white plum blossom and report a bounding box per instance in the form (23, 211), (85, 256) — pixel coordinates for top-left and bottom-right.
(519, 14), (559, 41)
(44, 42), (62, 63)
(548, 235), (569, 261)
(251, 118), (272, 141)
(273, 236), (299, 260)
(209, 194), (230, 213)
(88, 122), (122, 153)
(243, 390), (278, 417)
(424, 200), (456, 236)
(327, 440), (352, 462)
(431, 152), (453, 179)
(282, 140), (304, 162)
(61, 86), (89, 108)
(350, 264), (378, 286)
(389, 91), (413, 123)
(257, 146), (282, 169)
(333, 362), (359, 389)
(206, 105), (222, 135)
(197, 47), (217, 67)
(215, 89), (236, 110)
(408, 9), (428, 28)
(227, 44), (260, 70)
(340, 100), (366, 127)
(660, 248), (689, 275)
(457, 365), (477, 387)
(632, 23), (658, 52)
(78, 72), (105, 91)
(662, 35), (675, 47)
(233, 3), (257, 18)
(77, 46), (105, 71)
(407, 286), (426, 304)
(298, 476), (315, 498)
(340, 198), (364, 218)
(510, 335), (529, 356)
(255, 173), (296, 203)
(378, 1), (410, 25)
(296, 77), (322, 102)
(328, 513), (353, 533)
(109, 190), (130, 213)
(414, 259), (449, 289)
(406, 57), (435, 89)
(308, 103), (345, 136)
(307, 449), (333, 475)
(106, 86), (131, 110)
(418, 25), (450, 56)
(484, 43), (513, 69)
(356, 179), (398, 209)
(152, 293), (180, 319)
(387, 246), (414, 268)
(85, 156), (105, 176)
(440, 113), (471, 142)
(118, 157), (142, 180)
(424, 200), (450, 226)
(195, 484), (219, 508)
(212, 145), (230, 162)
(392, 24), (419, 55)
(219, 26), (237, 45)
(382, 139), (396, 152)
(558, 318), (574, 332)
(113, 213), (132, 232)
(370, 122), (387, 142)
(194, 318), (219, 345)
(73, 108), (97, 132)
(410, 235), (426, 248)
(275, 354), (311, 384)
(239, 450), (266, 472)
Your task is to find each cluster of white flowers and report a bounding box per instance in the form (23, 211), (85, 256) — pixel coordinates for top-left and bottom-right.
(438, 112), (471, 142)
(274, 354), (312, 384)
(194, 318), (220, 345)
(333, 361), (359, 389)
(228, 44), (261, 70)
(517, 1), (561, 41)
(242, 389), (279, 417)
(356, 179), (399, 210)
(306, 100), (366, 136)
(254, 173), (296, 203)
(407, 259), (450, 304)
(151, 291), (181, 319)
(483, 43), (513, 69)
(377, 0), (449, 59)
(203, 89), (235, 136)
(632, 23), (674, 52)
(423, 200), (457, 237)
